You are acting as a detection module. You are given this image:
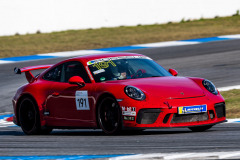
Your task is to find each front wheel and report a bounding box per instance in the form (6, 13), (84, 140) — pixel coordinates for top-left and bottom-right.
(188, 125), (213, 132)
(98, 97), (122, 135)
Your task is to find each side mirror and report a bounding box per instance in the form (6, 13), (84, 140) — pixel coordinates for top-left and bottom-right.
(169, 68), (178, 76)
(68, 76), (85, 87)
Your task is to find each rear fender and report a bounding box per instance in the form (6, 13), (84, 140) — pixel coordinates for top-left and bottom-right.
(15, 93), (40, 126)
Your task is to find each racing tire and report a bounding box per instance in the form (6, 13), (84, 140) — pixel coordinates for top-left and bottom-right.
(98, 97), (122, 135)
(188, 125), (213, 132)
(18, 97), (51, 135)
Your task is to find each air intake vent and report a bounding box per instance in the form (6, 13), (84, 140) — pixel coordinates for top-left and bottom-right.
(163, 114), (171, 124)
(209, 110), (215, 119)
(136, 109), (161, 124)
(214, 103), (226, 118)
(171, 112), (208, 123)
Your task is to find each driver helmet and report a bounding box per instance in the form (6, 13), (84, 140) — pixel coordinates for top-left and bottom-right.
(118, 66), (128, 79)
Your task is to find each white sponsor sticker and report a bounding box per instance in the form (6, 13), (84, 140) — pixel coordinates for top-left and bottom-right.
(122, 106), (136, 116)
(75, 91), (90, 110)
(123, 111), (136, 116)
(93, 69), (105, 75)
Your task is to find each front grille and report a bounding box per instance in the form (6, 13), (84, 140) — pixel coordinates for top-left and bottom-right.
(171, 112), (209, 123)
(214, 103), (226, 118)
(136, 109), (161, 124)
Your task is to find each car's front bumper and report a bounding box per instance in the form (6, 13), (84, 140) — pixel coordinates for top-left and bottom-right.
(118, 95), (226, 128)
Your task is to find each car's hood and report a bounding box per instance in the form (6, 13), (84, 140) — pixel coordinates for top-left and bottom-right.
(105, 77), (205, 99)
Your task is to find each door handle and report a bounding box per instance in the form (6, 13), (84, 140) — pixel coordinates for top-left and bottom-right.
(52, 92), (59, 96)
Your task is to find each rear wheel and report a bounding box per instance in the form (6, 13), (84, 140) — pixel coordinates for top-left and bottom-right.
(98, 97), (121, 135)
(188, 125), (213, 132)
(19, 97), (52, 135)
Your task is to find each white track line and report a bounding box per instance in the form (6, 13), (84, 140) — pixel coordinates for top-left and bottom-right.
(219, 152), (240, 159)
(37, 50), (109, 57)
(218, 34), (240, 39)
(0, 118), (15, 127)
(225, 118), (240, 123)
(218, 85), (240, 91)
(164, 153), (194, 159)
(0, 60), (14, 64)
(132, 41), (200, 48)
(110, 151), (240, 160)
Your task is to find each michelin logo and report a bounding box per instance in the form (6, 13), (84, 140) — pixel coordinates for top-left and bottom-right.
(178, 105), (207, 114)
(185, 107), (204, 111)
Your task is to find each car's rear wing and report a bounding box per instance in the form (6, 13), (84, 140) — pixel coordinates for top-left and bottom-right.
(14, 64), (53, 83)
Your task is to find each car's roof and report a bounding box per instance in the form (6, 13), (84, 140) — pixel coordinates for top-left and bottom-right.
(69, 52), (146, 61)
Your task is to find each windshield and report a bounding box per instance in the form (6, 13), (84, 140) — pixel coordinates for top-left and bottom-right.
(87, 56), (172, 82)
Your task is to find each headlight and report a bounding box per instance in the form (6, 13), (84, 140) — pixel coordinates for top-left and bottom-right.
(124, 86), (146, 100)
(202, 79), (218, 95)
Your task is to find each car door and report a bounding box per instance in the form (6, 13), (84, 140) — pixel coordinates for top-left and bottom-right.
(45, 61), (96, 127)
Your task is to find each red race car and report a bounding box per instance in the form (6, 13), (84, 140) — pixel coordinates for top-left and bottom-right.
(12, 53), (226, 135)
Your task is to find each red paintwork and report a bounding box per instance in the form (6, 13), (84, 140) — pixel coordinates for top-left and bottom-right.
(19, 64), (53, 73)
(16, 64), (53, 83)
(69, 76), (85, 86)
(169, 68), (178, 76)
(12, 53), (226, 130)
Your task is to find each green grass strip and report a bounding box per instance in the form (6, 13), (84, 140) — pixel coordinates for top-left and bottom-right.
(1, 15), (240, 58)
(220, 89), (240, 119)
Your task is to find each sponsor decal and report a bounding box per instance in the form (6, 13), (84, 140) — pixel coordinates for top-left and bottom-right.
(122, 111), (136, 116)
(87, 56), (152, 66)
(75, 91), (90, 110)
(100, 77), (106, 81)
(178, 104), (207, 114)
(93, 69), (105, 75)
(122, 106), (136, 116)
(92, 60), (116, 70)
(124, 116), (135, 121)
(87, 60), (95, 65)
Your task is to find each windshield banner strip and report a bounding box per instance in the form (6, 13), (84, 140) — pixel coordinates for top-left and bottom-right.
(87, 56), (152, 65)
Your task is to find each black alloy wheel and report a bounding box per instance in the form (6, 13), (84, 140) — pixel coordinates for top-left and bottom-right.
(98, 97), (121, 134)
(19, 97), (52, 135)
(188, 125), (213, 132)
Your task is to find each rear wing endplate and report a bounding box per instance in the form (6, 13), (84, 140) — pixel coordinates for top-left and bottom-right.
(14, 64), (53, 83)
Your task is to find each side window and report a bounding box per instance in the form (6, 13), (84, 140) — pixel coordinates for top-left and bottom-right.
(43, 65), (62, 82)
(61, 61), (91, 83)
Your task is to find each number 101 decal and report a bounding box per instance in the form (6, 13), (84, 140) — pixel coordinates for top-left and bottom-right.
(75, 91), (90, 110)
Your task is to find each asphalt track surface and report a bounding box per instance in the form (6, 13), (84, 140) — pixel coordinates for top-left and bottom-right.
(0, 123), (239, 156)
(0, 39), (240, 156)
